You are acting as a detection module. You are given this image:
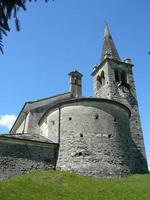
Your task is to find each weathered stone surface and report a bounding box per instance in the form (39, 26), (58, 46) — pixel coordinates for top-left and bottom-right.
(0, 137), (58, 179)
(92, 58), (148, 173)
(39, 98), (147, 177)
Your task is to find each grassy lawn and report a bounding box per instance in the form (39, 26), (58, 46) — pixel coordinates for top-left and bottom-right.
(0, 171), (150, 200)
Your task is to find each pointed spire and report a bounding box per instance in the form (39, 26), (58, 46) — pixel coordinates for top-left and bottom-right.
(101, 23), (121, 62)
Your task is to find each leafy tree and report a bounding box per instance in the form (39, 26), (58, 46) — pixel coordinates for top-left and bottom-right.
(0, 0), (53, 54)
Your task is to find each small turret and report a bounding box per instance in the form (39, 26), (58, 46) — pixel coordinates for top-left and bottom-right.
(68, 70), (83, 97)
(124, 57), (132, 64)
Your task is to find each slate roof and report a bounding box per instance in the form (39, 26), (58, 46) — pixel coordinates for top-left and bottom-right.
(101, 24), (121, 62)
(1, 133), (54, 144)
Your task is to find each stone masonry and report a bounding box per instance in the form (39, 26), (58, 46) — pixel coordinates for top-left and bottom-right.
(0, 24), (148, 179)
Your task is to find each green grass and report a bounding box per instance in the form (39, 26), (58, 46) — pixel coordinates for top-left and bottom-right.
(0, 171), (150, 200)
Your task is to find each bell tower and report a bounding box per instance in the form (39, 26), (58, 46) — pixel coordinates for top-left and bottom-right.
(92, 24), (148, 173)
(68, 70), (83, 98)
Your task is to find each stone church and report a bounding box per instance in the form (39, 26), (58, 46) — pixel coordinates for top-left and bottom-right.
(0, 25), (148, 179)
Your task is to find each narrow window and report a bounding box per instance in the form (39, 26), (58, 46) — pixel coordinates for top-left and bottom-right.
(108, 134), (112, 139)
(95, 114), (99, 119)
(97, 75), (102, 89)
(101, 71), (105, 85)
(114, 69), (119, 82)
(69, 117), (72, 121)
(74, 77), (78, 84)
(78, 152), (82, 156)
(121, 70), (127, 85)
(80, 133), (83, 138)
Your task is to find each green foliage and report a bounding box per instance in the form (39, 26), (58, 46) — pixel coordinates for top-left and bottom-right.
(0, 0), (53, 54)
(0, 171), (150, 200)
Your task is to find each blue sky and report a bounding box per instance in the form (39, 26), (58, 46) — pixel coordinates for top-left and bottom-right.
(0, 0), (150, 168)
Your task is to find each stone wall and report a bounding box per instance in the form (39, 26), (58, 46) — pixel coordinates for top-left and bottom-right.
(39, 98), (147, 177)
(92, 59), (148, 173)
(93, 62), (111, 99)
(0, 136), (58, 180)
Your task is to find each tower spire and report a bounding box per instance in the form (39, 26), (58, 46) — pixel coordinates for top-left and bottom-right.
(101, 24), (121, 62)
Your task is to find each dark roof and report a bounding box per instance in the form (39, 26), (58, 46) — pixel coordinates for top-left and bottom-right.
(101, 24), (121, 62)
(1, 133), (55, 144)
(68, 70), (83, 77)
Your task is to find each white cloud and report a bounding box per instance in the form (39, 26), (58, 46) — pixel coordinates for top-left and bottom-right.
(148, 160), (150, 172)
(0, 114), (17, 130)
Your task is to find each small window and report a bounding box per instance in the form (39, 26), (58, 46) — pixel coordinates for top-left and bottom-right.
(74, 77), (78, 84)
(69, 117), (72, 121)
(108, 134), (112, 139)
(114, 118), (117, 122)
(95, 114), (99, 119)
(80, 133), (83, 138)
(51, 120), (55, 125)
(78, 152), (82, 156)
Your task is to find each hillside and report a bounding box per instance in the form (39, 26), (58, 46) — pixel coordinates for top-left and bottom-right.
(0, 171), (150, 200)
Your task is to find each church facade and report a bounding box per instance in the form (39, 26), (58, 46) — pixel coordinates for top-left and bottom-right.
(0, 25), (148, 179)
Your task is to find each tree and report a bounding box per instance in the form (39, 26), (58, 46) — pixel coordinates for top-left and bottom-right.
(0, 0), (52, 54)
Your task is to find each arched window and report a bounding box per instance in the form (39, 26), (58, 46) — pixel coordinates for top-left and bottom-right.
(114, 69), (119, 82)
(101, 71), (105, 85)
(121, 70), (127, 85)
(97, 75), (102, 89)
(73, 77), (78, 85)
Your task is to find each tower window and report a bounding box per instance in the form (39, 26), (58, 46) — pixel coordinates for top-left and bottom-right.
(74, 77), (78, 84)
(121, 70), (127, 85)
(96, 71), (105, 90)
(114, 69), (119, 82)
(69, 117), (72, 121)
(97, 75), (102, 89)
(101, 71), (105, 85)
